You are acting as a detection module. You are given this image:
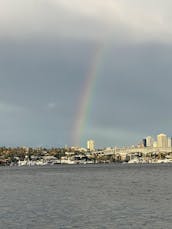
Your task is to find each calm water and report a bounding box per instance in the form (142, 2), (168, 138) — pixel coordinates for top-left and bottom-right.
(1, 164), (172, 229)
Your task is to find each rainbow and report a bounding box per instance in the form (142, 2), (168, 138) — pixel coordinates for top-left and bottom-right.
(72, 43), (106, 146)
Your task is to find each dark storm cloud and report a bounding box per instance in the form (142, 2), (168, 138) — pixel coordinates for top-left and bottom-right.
(0, 40), (99, 146)
(1, 40), (172, 147)
(0, 40), (93, 105)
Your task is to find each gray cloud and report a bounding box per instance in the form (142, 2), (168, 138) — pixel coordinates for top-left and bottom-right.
(83, 43), (172, 146)
(0, 1), (172, 147)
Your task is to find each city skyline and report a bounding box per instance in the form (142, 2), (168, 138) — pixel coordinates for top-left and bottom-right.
(1, 1), (172, 147)
(0, 132), (171, 150)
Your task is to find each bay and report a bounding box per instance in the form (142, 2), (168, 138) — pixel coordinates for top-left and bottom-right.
(0, 164), (172, 229)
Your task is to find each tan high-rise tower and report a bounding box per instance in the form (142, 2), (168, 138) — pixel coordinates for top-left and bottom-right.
(87, 139), (95, 151)
(157, 133), (168, 148)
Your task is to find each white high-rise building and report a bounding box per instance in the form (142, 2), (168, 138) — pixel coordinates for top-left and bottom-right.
(157, 133), (168, 148)
(87, 139), (95, 151)
(168, 137), (172, 148)
(146, 136), (153, 147)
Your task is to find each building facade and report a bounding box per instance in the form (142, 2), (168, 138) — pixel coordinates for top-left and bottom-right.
(157, 133), (168, 148)
(146, 136), (154, 147)
(87, 139), (95, 151)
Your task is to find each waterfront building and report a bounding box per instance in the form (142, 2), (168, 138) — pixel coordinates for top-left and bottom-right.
(87, 139), (95, 151)
(157, 133), (168, 148)
(168, 137), (172, 148)
(146, 136), (154, 147)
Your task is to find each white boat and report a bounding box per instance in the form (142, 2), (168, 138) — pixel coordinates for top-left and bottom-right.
(128, 158), (140, 164)
(61, 159), (76, 164)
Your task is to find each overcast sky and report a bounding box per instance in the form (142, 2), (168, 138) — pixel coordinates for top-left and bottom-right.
(1, 0), (172, 148)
